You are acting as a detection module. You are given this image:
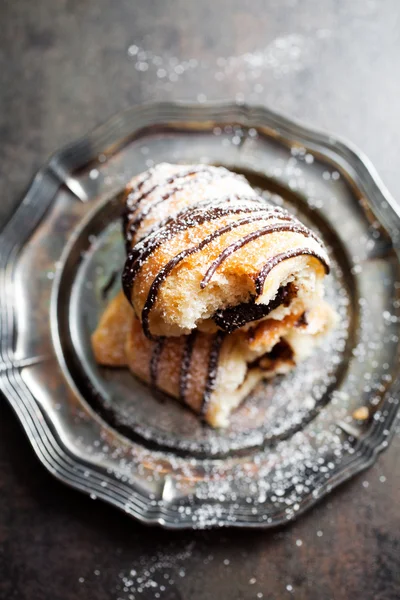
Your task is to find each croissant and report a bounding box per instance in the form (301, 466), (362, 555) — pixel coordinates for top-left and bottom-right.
(92, 292), (335, 427)
(92, 164), (335, 428)
(121, 164), (330, 339)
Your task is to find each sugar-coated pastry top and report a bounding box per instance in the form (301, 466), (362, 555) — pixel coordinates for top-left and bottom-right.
(121, 163), (330, 339)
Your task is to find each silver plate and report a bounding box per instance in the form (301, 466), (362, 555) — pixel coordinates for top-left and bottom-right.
(1, 102), (399, 529)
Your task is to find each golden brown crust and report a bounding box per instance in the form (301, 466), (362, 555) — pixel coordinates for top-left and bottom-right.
(156, 336), (185, 399)
(125, 316), (153, 382)
(90, 292), (132, 366)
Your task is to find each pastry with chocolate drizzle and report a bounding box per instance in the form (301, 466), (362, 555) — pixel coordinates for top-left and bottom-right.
(92, 164), (336, 427)
(92, 292), (335, 427)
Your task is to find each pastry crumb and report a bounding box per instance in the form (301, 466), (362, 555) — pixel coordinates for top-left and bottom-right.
(352, 406), (369, 421)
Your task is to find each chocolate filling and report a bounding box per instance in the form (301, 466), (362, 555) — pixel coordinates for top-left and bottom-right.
(214, 282), (297, 333)
(265, 339), (294, 362)
(296, 311), (308, 327)
(248, 339), (295, 371)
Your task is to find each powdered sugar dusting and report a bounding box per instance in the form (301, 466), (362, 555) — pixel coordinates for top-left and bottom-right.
(126, 34), (317, 93)
(114, 542), (195, 598)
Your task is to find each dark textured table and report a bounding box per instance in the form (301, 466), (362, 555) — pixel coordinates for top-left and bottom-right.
(1, 1), (399, 599)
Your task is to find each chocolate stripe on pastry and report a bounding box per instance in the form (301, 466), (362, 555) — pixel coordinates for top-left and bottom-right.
(200, 331), (226, 416)
(200, 223), (319, 289)
(131, 192), (266, 248)
(124, 165), (241, 239)
(120, 163), (331, 340)
(140, 211), (290, 339)
(124, 194), (249, 253)
(122, 199), (283, 302)
(129, 195), (269, 256)
(122, 168), (156, 237)
(125, 166), (213, 213)
(125, 171), (208, 240)
(150, 337), (165, 386)
(123, 166), (212, 248)
(255, 248), (330, 296)
(125, 168), (243, 242)
(179, 331), (197, 401)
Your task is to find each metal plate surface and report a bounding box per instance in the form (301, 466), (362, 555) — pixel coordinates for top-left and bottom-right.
(1, 102), (399, 528)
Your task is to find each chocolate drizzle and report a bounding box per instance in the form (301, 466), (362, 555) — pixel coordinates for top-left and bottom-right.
(122, 199), (282, 305)
(140, 209), (288, 339)
(125, 194), (262, 256)
(124, 167), (212, 250)
(120, 163), (330, 341)
(201, 331), (226, 416)
(134, 192), (265, 244)
(179, 331), (197, 401)
(135, 168), (155, 192)
(125, 166), (213, 213)
(150, 337), (165, 386)
(125, 168), (238, 242)
(122, 168), (155, 237)
(255, 248), (330, 296)
(200, 222), (318, 289)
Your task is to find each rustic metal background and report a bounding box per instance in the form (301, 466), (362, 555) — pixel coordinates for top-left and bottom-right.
(1, 2), (400, 599)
